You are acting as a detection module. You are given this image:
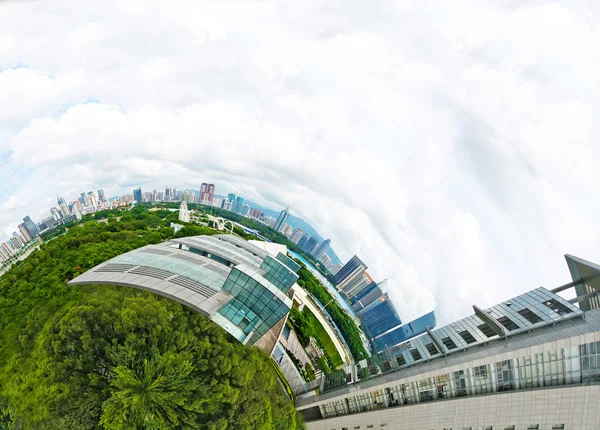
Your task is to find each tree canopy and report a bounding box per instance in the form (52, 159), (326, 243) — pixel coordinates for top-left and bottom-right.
(0, 207), (302, 429)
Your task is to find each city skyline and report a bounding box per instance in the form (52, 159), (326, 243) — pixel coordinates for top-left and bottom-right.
(3, 0), (600, 327)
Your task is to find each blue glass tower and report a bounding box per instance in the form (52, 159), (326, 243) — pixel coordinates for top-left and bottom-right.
(359, 294), (402, 338)
(374, 311), (437, 352)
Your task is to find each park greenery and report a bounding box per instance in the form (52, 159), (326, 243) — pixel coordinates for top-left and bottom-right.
(0, 206), (302, 429)
(288, 307), (343, 374)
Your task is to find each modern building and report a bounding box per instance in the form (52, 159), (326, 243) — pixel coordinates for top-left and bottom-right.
(57, 196), (70, 218)
(200, 183), (215, 204)
(17, 223), (32, 242)
(332, 255), (367, 289)
(133, 188), (142, 204)
(297, 234), (309, 249)
(273, 206), (290, 232)
(349, 281), (383, 312)
(182, 190), (196, 204)
(328, 263), (342, 276)
(233, 196), (245, 214)
(50, 207), (61, 221)
(313, 239), (331, 261)
(303, 237), (319, 255)
(319, 254), (331, 268)
(98, 189), (107, 202)
(281, 224), (294, 238)
(21, 216), (39, 239)
(179, 201), (190, 222)
(290, 228), (304, 244)
(69, 235), (300, 353)
(358, 293), (402, 338)
(87, 191), (98, 209)
(339, 271), (373, 297)
(374, 310), (437, 353)
(297, 254), (600, 430)
(165, 187), (174, 201)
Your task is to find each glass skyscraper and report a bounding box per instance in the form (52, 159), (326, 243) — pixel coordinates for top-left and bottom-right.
(374, 310), (437, 352)
(332, 255), (367, 287)
(273, 206), (290, 232)
(21, 216), (39, 239)
(133, 187), (142, 203)
(358, 294), (402, 338)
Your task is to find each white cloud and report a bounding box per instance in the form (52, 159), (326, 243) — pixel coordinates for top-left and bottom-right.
(1, 0), (599, 324)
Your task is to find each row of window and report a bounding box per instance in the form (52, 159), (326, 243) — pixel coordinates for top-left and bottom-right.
(320, 343), (600, 420)
(331, 425), (565, 430)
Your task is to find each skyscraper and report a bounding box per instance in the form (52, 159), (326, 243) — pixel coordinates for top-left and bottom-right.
(179, 201), (190, 222)
(18, 223), (32, 242)
(227, 193), (237, 204)
(297, 234), (309, 249)
(200, 183), (215, 204)
(79, 192), (87, 206)
(57, 196), (70, 218)
(373, 311), (437, 352)
(87, 191), (98, 209)
(313, 239), (331, 260)
(319, 254), (331, 267)
(332, 255), (367, 287)
(273, 206), (290, 232)
(165, 187), (173, 201)
(133, 188), (142, 203)
(281, 224), (293, 238)
(302, 237), (319, 254)
(357, 293), (402, 338)
(50, 207), (61, 221)
(349, 281), (383, 312)
(290, 228), (303, 244)
(21, 216), (39, 239)
(234, 196), (245, 214)
(97, 189), (107, 202)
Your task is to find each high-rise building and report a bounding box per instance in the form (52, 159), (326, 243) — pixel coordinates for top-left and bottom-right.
(302, 237), (319, 254)
(332, 255), (367, 288)
(358, 293), (402, 338)
(290, 228), (303, 244)
(157, 191), (164, 201)
(152, 189), (158, 202)
(57, 196), (70, 218)
(71, 204), (82, 220)
(87, 191), (98, 209)
(213, 197), (224, 209)
(164, 187), (173, 201)
(273, 206), (290, 232)
(234, 196), (245, 214)
(263, 216), (276, 228)
(319, 254), (331, 267)
(182, 190), (195, 204)
(50, 207), (61, 221)
(313, 239), (331, 261)
(200, 183), (215, 204)
(297, 234), (309, 249)
(18, 223), (32, 242)
(133, 188), (142, 203)
(79, 192), (87, 206)
(227, 193), (237, 205)
(21, 216), (39, 239)
(373, 310), (437, 352)
(281, 224), (294, 238)
(340, 271), (373, 297)
(328, 263), (342, 275)
(179, 201), (190, 222)
(349, 281), (383, 312)
(98, 189), (107, 202)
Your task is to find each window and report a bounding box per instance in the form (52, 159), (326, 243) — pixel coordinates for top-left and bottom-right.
(527, 426), (539, 430)
(410, 349), (422, 361)
(425, 342), (439, 355)
(396, 355), (406, 366)
(367, 426), (373, 429)
(544, 299), (573, 315)
(484, 427), (493, 430)
(473, 365), (492, 394)
(504, 427), (515, 430)
(495, 360), (515, 391)
(518, 308), (543, 324)
(458, 330), (477, 344)
(380, 425), (388, 428)
(442, 336), (458, 350)
(453, 370), (468, 397)
(497, 316), (519, 331)
(552, 425), (565, 429)
(477, 323), (496, 338)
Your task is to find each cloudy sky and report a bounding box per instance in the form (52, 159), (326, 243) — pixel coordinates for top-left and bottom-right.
(1, 0), (599, 325)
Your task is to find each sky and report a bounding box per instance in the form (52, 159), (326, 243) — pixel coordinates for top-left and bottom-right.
(1, 0), (600, 325)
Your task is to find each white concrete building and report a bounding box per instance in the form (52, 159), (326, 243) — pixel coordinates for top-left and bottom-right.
(297, 254), (600, 430)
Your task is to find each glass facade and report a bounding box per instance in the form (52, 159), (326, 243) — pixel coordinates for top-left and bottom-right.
(218, 266), (291, 344)
(318, 340), (600, 419)
(359, 296), (402, 338)
(374, 311), (437, 352)
(332, 255), (367, 286)
(259, 255), (299, 293)
(276, 252), (301, 273)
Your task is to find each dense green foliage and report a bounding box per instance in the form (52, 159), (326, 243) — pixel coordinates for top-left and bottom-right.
(288, 308), (343, 372)
(0, 207), (302, 429)
(294, 265), (368, 361)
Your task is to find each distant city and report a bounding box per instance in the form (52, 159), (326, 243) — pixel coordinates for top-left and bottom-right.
(0, 182), (434, 357)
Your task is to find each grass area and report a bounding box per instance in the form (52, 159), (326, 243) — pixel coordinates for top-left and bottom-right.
(270, 358), (296, 405)
(305, 309), (343, 367)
